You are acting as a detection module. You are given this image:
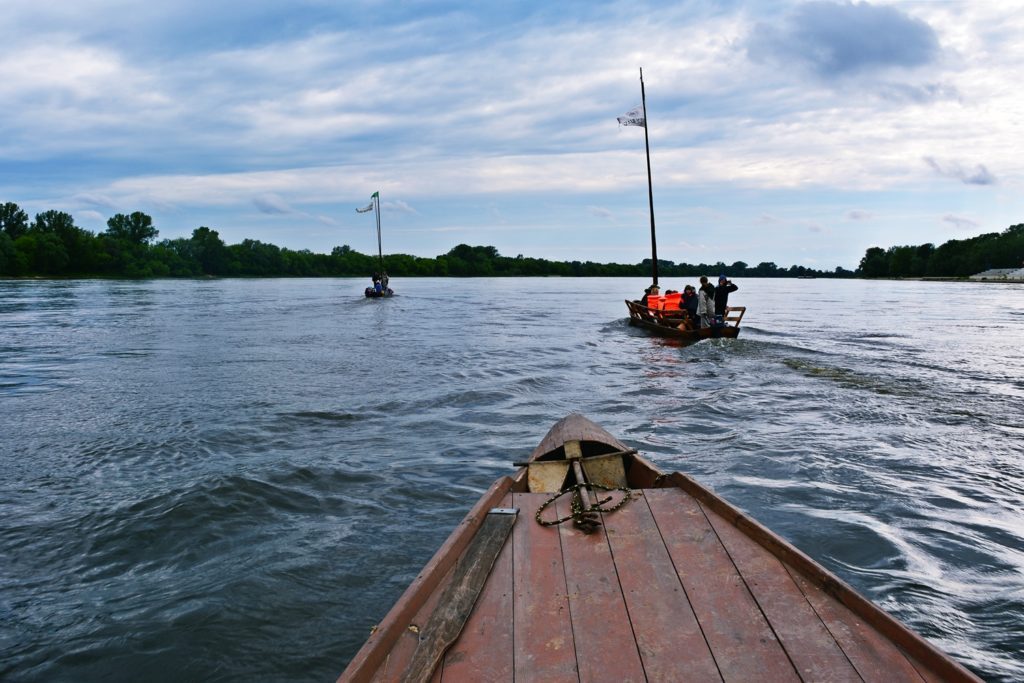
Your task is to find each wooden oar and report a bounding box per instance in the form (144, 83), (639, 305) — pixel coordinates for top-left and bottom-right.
(400, 507), (518, 683)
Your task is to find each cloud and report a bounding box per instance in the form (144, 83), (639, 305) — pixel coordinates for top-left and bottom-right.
(72, 193), (119, 210)
(78, 209), (105, 223)
(942, 214), (979, 230)
(846, 210), (873, 220)
(382, 200), (417, 215)
(873, 81), (960, 104)
(923, 157), (996, 185)
(747, 1), (941, 77)
(588, 206), (613, 220)
(252, 193), (294, 214)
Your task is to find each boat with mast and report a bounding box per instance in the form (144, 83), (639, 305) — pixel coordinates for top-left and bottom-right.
(356, 191), (394, 298)
(620, 69), (745, 340)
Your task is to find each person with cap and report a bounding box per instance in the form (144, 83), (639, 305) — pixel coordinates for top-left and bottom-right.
(714, 275), (738, 317)
(681, 284), (699, 327)
(640, 283), (660, 308)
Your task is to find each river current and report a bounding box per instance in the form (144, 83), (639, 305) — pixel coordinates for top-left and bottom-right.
(1, 277), (1022, 681)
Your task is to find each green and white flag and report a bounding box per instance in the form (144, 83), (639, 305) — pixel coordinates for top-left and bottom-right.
(617, 105), (645, 127)
(358, 191), (378, 211)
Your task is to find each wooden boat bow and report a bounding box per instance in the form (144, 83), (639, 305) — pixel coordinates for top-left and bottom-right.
(338, 414), (980, 682)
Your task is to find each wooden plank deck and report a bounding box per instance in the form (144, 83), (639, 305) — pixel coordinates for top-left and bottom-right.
(365, 488), (963, 682)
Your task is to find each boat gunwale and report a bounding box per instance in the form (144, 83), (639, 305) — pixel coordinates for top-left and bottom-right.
(337, 474), (521, 683)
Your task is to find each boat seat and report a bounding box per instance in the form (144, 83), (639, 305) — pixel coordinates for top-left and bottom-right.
(526, 442), (630, 493)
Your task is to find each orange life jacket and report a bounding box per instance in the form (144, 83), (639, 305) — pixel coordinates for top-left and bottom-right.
(645, 294), (664, 311)
(662, 292), (682, 311)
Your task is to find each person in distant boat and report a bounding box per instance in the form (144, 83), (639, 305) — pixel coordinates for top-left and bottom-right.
(381, 272), (389, 290)
(681, 285), (699, 327)
(714, 275), (738, 316)
(697, 281), (715, 328)
(640, 283), (660, 307)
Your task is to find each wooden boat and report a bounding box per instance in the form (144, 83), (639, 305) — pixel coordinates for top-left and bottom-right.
(617, 74), (745, 342)
(625, 299), (746, 340)
(357, 191), (395, 298)
(339, 414), (979, 682)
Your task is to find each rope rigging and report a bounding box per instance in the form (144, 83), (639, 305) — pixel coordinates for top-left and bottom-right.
(534, 482), (632, 534)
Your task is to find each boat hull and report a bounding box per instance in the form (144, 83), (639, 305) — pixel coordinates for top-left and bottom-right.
(628, 315), (741, 340)
(338, 415), (979, 682)
(625, 299), (744, 341)
(364, 288), (394, 298)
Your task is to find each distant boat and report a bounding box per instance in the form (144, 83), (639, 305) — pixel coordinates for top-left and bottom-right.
(338, 414), (980, 682)
(356, 191), (394, 298)
(619, 69), (745, 340)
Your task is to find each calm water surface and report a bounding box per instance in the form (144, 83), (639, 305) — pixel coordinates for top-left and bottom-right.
(1, 277), (1022, 681)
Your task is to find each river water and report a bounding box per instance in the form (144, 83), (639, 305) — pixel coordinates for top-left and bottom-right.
(1, 277), (1022, 682)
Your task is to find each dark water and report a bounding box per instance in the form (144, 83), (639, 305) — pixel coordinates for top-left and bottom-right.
(1, 277), (1022, 682)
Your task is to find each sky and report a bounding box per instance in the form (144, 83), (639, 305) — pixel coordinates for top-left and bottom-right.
(2, 1), (1022, 270)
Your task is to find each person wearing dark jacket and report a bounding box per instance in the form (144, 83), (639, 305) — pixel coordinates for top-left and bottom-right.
(681, 285), (698, 325)
(714, 275), (738, 316)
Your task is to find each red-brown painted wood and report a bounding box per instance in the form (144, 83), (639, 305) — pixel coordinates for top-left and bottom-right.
(702, 500), (862, 681)
(555, 495), (647, 682)
(790, 570), (927, 682)
(511, 492), (578, 682)
(662, 470), (979, 682)
(528, 414), (630, 462)
(602, 490), (722, 681)
(646, 487), (800, 682)
(437, 493), (515, 682)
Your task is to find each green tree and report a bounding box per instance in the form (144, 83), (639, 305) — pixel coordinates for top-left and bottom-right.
(1, 202), (29, 239)
(190, 226), (229, 275)
(858, 247), (888, 277)
(16, 233), (69, 274)
(105, 212), (159, 245)
(0, 231), (16, 274)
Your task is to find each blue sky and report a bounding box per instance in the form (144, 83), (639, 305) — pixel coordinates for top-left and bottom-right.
(2, 1), (1021, 269)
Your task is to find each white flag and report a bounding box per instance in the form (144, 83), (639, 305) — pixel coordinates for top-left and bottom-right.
(355, 202), (374, 213)
(617, 105), (645, 127)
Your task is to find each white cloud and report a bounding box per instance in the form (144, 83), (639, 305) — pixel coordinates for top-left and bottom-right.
(1, 0), (1023, 267)
(942, 214), (979, 230)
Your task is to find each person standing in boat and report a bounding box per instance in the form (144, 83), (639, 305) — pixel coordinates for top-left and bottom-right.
(681, 284), (699, 328)
(697, 281), (715, 328)
(714, 275), (738, 317)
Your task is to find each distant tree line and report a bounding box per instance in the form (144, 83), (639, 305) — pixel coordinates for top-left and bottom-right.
(0, 201), (857, 279)
(857, 224), (1024, 278)
(5, 200), (1016, 279)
